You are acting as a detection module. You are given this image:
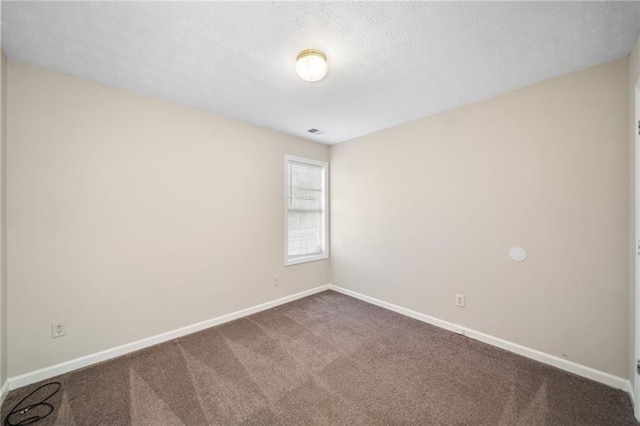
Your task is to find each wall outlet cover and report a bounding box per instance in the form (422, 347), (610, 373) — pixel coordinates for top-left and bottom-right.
(52, 321), (67, 338)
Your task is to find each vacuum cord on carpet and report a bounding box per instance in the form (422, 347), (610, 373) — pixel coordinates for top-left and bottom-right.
(3, 382), (61, 426)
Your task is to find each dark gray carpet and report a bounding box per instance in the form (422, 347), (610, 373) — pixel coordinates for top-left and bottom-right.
(1, 290), (636, 425)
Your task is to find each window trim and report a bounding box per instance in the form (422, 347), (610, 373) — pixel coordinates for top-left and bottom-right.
(284, 155), (329, 266)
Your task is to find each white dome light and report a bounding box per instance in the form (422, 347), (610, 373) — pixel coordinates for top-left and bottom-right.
(296, 49), (328, 82)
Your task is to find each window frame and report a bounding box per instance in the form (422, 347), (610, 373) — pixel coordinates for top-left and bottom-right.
(284, 155), (329, 266)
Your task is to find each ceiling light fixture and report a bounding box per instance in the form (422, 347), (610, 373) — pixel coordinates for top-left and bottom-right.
(296, 49), (328, 82)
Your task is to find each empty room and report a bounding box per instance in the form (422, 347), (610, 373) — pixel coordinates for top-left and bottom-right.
(0, 1), (639, 425)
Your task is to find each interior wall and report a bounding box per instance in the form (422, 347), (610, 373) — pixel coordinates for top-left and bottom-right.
(6, 60), (330, 377)
(0, 50), (7, 386)
(330, 58), (630, 378)
(629, 32), (640, 393)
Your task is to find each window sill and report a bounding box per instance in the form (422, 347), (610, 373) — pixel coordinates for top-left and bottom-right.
(285, 253), (329, 266)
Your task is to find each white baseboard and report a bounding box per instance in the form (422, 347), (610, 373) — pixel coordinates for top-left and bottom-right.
(0, 380), (8, 405)
(628, 380), (635, 408)
(327, 284), (632, 394)
(6, 284), (331, 391)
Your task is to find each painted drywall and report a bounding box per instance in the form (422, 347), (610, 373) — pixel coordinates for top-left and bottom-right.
(0, 50), (7, 386)
(629, 31), (640, 401)
(6, 60), (330, 377)
(331, 58), (630, 378)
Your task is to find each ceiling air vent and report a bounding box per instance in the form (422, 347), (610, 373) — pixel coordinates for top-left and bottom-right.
(307, 128), (326, 135)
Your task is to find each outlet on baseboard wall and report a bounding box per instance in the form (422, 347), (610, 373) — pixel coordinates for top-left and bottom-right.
(52, 321), (67, 338)
(455, 294), (465, 308)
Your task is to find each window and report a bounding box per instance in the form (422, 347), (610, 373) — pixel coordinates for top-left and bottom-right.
(285, 155), (329, 266)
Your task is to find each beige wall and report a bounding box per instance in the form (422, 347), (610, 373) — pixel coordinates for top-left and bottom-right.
(6, 60), (330, 376)
(331, 58), (630, 377)
(3, 56), (632, 380)
(629, 33), (640, 391)
(1, 50), (7, 385)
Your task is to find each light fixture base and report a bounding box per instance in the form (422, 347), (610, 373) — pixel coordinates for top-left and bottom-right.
(296, 49), (326, 62)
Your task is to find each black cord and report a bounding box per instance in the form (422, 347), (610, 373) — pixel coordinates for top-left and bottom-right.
(4, 382), (61, 426)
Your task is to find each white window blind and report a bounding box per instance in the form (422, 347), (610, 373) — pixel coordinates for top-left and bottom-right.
(285, 156), (328, 265)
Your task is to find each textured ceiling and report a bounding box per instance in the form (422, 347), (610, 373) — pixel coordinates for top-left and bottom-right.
(2, 2), (639, 144)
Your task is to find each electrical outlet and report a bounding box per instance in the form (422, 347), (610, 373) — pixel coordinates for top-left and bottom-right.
(52, 321), (66, 338)
(273, 276), (279, 286)
(455, 294), (465, 308)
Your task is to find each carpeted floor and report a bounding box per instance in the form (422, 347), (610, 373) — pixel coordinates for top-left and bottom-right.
(1, 290), (637, 425)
